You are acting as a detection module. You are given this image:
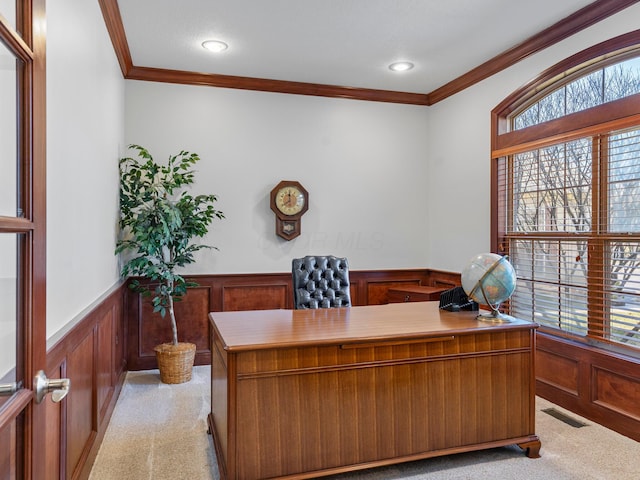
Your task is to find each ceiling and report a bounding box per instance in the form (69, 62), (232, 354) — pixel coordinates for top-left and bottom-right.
(114, 0), (618, 100)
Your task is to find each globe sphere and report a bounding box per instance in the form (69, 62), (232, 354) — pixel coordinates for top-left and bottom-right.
(461, 253), (516, 309)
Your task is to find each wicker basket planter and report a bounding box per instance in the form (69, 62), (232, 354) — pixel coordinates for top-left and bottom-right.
(154, 342), (197, 384)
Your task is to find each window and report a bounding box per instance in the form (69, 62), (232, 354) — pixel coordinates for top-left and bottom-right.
(513, 56), (640, 130)
(493, 39), (640, 353)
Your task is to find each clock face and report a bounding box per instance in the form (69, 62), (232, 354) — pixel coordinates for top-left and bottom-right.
(275, 185), (306, 215)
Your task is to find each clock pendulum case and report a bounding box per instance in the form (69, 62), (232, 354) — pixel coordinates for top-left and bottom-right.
(269, 180), (309, 240)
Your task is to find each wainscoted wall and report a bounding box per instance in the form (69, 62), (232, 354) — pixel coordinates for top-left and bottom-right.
(48, 269), (640, 480)
(125, 269), (460, 371)
(45, 284), (126, 480)
(536, 332), (640, 442)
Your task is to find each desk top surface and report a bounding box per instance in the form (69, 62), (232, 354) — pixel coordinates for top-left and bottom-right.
(209, 302), (537, 352)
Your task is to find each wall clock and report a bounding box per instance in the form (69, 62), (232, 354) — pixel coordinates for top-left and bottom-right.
(269, 180), (309, 240)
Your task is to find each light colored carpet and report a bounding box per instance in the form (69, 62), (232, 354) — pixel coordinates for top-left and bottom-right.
(89, 365), (638, 480)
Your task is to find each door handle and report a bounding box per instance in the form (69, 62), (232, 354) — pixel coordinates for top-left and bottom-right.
(0, 381), (22, 396)
(33, 370), (71, 404)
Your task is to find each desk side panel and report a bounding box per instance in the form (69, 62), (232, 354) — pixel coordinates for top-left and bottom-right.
(210, 331), (230, 477)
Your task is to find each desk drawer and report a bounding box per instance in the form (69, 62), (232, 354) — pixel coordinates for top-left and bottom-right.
(388, 290), (434, 302)
(235, 329), (533, 375)
(387, 286), (448, 303)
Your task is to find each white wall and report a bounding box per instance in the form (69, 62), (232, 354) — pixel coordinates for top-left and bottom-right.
(125, 82), (431, 274)
(125, 1), (640, 277)
(46, 0), (125, 340)
(42, 1), (640, 339)
(426, 4), (640, 273)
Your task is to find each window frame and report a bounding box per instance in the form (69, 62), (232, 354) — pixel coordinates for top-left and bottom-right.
(492, 31), (640, 354)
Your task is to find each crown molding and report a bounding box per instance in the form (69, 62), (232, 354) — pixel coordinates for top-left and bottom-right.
(126, 66), (430, 105)
(98, 0), (133, 75)
(99, 0), (639, 105)
(427, 0), (640, 104)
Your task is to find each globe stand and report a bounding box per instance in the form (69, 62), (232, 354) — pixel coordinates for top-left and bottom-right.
(477, 306), (516, 323)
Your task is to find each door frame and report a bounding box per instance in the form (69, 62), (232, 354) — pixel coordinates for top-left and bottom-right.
(0, 0), (48, 478)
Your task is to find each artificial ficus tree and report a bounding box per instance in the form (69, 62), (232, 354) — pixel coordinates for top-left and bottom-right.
(116, 144), (224, 345)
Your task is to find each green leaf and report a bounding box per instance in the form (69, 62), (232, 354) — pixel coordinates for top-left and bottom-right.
(115, 144), (224, 341)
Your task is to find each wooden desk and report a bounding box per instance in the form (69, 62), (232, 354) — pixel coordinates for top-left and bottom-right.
(208, 302), (540, 480)
(387, 285), (449, 303)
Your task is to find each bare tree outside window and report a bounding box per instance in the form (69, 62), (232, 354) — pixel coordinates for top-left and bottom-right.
(514, 58), (640, 129)
(507, 56), (640, 348)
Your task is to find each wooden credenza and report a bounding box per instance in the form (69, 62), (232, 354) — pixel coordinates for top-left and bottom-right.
(208, 302), (540, 480)
(387, 285), (449, 303)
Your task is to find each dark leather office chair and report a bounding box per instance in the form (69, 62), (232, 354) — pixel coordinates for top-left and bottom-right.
(292, 255), (351, 309)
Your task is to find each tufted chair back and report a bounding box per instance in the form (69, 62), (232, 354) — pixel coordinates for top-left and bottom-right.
(292, 255), (351, 309)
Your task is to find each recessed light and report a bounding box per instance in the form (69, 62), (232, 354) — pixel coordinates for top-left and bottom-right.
(389, 62), (414, 72)
(202, 40), (228, 53)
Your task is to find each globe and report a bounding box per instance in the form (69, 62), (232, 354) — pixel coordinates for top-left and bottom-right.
(461, 253), (517, 322)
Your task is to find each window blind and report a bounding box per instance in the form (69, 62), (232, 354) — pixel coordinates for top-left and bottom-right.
(498, 127), (640, 350)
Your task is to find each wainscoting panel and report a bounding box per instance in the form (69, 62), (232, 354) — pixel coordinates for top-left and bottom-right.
(138, 285), (212, 358)
(222, 284), (289, 311)
(536, 331), (640, 441)
(66, 330), (95, 480)
(46, 284), (126, 480)
(535, 348), (579, 395)
(97, 310), (114, 421)
(592, 366), (640, 420)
